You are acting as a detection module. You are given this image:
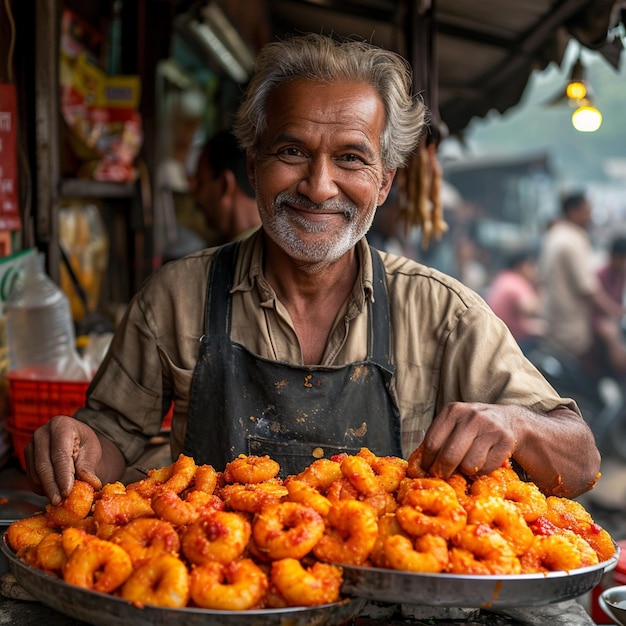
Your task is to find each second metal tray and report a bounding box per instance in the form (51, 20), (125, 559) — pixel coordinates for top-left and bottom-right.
(340, 548), (619, 609)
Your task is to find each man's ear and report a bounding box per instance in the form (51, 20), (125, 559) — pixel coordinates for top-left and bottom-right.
(222, 169), (237, 198)
(377, 169), (397, 205)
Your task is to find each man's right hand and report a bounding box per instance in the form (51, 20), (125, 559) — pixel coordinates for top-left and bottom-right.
(25, 415), (104, 505)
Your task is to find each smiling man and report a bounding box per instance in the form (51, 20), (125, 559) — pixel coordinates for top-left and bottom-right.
(27, 34), (599, 505)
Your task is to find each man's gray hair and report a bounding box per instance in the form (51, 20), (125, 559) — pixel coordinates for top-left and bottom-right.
(233, 33), (428, 171)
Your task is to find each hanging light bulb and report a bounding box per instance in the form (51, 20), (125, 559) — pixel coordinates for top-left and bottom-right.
(565, 58), (588, 101)
(544, 56), (593, 107)
(566, 79), (587, 100)
(572, 101), (603, 132)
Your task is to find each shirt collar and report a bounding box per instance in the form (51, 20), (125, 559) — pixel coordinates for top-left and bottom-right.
(232, 228), (375, 315)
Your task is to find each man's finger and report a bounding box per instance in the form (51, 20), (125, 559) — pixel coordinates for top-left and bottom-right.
(26, 428), (65, 505)
(75, 469), (102, 492)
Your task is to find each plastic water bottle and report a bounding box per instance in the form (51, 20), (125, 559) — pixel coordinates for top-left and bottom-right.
(4, 251), (90, 380)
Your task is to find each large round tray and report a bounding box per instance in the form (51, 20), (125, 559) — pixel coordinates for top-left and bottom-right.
(340, 547), (619, 608)
(1, 534), (364, 626)
(0, 490), (47, 577)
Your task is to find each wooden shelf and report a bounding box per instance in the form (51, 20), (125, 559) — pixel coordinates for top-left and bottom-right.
(60, 179), (136, 199)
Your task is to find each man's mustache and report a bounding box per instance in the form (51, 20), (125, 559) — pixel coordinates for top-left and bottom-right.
(274, 192), (358, 220)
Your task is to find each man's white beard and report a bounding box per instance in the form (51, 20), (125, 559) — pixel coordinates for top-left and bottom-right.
(259, 192), (377, 270)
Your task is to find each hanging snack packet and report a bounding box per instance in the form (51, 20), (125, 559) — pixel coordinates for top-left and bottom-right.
(60, 51), (143, 182)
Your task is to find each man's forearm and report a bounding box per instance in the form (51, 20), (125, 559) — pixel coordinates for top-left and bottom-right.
(513, 407), (601, 498)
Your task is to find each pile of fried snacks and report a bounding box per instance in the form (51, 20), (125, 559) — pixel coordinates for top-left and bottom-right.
(6, 448), (615, 611)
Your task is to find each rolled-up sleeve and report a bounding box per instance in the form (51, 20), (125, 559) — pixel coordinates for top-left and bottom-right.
(74, 250), (214, 465)
(75, 288), (169, 464)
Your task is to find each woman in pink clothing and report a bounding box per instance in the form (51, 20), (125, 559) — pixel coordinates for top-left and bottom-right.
(487, 249), (545, 355)
(591, 235), (626, 379)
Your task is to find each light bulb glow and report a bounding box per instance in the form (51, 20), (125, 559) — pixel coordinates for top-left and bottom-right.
(571, 105), (602, 132)
(566, 81), (587, 100)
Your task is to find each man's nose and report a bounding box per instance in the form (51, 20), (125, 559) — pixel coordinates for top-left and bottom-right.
(297, 158), (339, 204)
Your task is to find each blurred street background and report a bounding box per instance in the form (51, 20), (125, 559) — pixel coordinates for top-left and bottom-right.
(376, 36), (626, 543)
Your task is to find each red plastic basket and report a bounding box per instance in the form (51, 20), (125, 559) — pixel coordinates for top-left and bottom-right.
(5, 417), (31, 471)
(7, 371), (90, 431)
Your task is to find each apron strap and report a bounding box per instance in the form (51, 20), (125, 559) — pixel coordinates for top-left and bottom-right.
(204, 241), (240, 336)
(368, 247), (393, 369)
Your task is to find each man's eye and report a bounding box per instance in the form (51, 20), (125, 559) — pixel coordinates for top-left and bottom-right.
(277, 147), (303, 158)
(338, 154), (365, 165)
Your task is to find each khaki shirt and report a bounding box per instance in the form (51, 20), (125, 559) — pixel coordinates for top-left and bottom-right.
(76, 229), (574, 465)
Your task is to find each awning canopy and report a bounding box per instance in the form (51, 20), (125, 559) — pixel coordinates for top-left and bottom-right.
(267, 0), (625, 136)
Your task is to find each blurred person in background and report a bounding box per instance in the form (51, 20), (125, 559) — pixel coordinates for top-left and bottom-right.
(164, 130), (261, 260)
(539, 191), (625, 380)
(597, 235), (626, 308)
(455, 236), (488, 295)
(486, 248), (545, 356)
(193, 129), (261, 243)
(591, 234), (626, 380)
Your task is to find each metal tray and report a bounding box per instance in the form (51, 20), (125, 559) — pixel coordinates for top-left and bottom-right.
(0, 490), (47, 576)
(1, 534), (364, 626)
(340, 548), (619, 609)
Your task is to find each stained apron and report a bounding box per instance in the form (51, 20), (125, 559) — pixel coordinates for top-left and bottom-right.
(184, 241), (402, 476)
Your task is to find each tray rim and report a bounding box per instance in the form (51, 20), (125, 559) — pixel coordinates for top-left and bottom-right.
(340, 546), (619, 582)
(338, 545), (619, 608)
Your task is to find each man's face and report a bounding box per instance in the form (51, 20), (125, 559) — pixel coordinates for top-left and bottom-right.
(249, 79), (395, 266)
(576, 198), (593, 229)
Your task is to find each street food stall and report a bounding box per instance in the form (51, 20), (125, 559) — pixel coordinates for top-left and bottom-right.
(0, 2), (625, 625)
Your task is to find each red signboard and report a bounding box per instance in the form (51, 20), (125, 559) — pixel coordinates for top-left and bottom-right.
(0, 83), (21, 231)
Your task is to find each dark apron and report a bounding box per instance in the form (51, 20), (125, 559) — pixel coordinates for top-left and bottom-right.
(184, 242), (402, 476)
